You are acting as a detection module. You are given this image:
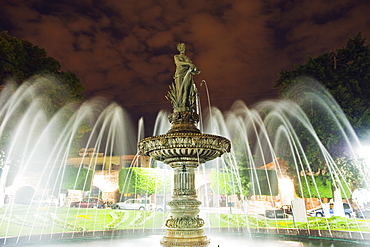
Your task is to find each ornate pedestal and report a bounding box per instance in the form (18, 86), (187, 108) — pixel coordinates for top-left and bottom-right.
(138, 43), (231, 246)
(161, 164), (208, 247)
(138, 112), (230, 247)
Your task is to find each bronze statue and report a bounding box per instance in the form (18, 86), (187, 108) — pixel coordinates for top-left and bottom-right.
(167, 43), (200, 112)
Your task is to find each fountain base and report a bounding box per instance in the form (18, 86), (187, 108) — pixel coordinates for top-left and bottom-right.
(160, 228), (209, 247)
(138, 111), (230, 247)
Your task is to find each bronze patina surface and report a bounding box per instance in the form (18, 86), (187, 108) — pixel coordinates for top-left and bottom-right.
(138, 43), (231, 247)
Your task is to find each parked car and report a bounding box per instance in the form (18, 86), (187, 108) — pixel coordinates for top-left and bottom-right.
(265, 209), (287, 218)
(70, 197), (104, 208)
(112, 199), (160, 211)
(32, 195), (58, 206)
(308, 203), (354, 218)
(356, 208), (370, 218)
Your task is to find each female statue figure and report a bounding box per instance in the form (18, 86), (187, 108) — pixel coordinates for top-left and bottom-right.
(167, 43), (200, 112)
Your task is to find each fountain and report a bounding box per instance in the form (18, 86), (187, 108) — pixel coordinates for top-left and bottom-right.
(0, 44), (370, 247)
(138, 43), (231, 246)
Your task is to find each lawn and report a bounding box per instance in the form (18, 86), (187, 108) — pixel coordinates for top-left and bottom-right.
(1, 205), (370, 239)
(208, 213), (370, 232)
(0, 205), (167, 238)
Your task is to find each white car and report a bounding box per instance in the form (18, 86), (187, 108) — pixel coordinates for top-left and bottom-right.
(112, 199), (155, 211)
(308, 203), (354, 218)
(32, 195), (58, 206)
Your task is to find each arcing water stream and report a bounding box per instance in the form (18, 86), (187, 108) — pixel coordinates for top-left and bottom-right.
(0, 76), (370, 246)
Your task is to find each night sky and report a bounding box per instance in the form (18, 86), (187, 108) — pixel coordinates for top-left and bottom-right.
(2, 0), (370, 127)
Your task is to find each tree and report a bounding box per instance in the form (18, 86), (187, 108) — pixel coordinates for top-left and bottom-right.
(274, 33), (370, 192)
(0, 31), (87, 157)
(0, 31), (84, 113)
(0, 32), (59, 84)
(210, 168), (240, 197)
(60, 166), (93, 191)
(296, 175), (351, 199)
(210, 168), (278, 199)
(275, 32), (370, 140)
(249, 169), (278, 196)
(118, 167), (171, 197)
(43, 166), (93, 191)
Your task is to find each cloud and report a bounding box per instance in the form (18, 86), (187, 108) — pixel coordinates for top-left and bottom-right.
(2, 0), (370, 122)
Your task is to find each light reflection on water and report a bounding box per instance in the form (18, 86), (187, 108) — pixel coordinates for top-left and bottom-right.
(18, 234), (367, 247)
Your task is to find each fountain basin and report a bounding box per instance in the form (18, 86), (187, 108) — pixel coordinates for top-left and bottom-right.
(3, 228), (370, 246)
(138, 132), (231, 166)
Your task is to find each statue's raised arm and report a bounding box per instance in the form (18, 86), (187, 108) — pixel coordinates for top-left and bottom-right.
(166, 43), (200, 112)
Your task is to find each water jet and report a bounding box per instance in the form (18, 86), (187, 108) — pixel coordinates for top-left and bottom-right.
(0, 45), (370, 247)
